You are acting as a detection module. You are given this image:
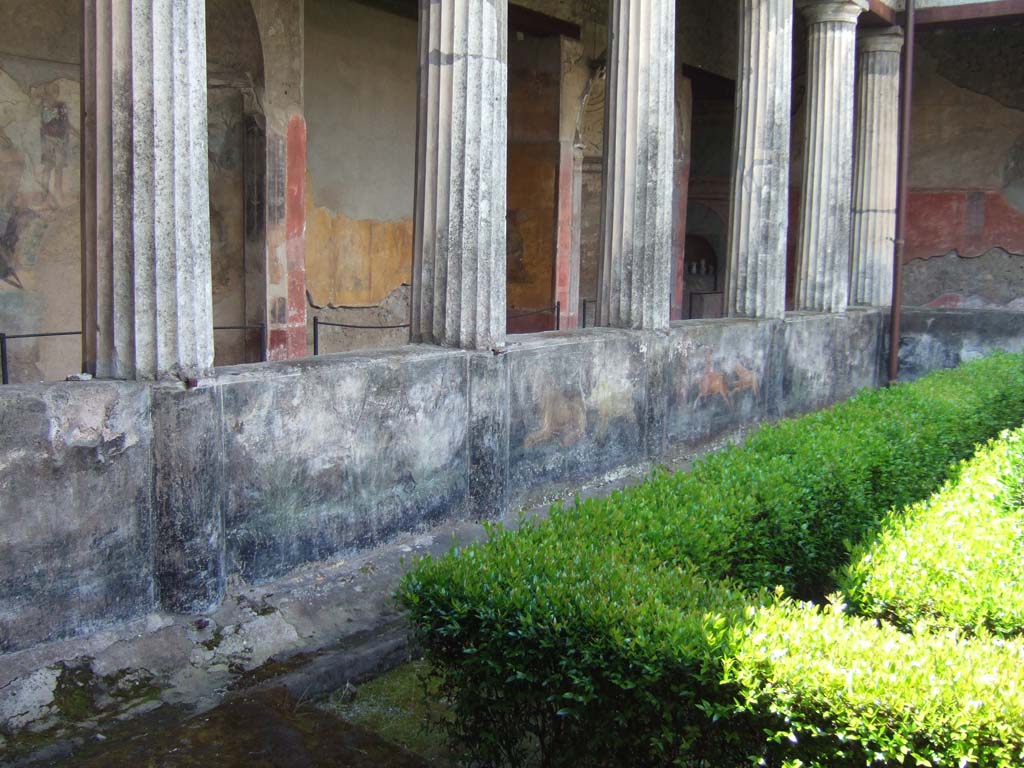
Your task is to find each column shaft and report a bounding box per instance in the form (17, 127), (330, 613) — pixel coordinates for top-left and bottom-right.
(412, 0), (508, 350)
(850, 28), (903, 306)
(795, 0), (866, 313)
(598, 0), (676, 330)
(82, 0), (214, 380)
(725, 0), (793, 319)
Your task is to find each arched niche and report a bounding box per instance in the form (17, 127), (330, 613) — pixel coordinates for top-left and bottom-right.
(682, 201), (726, 319)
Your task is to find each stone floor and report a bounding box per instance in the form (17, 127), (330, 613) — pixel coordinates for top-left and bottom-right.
(48, 687), (432, 768)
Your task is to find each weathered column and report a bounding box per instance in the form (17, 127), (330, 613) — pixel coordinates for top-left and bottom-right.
(554, 37), (588, 331)
(412, 0), (507, 350)
(850, 27), (903, 306)
(725, 0), (793, 319)
(82, 1), (214, 380)
(672, 75), (693, 321)
(794, 0), (867, 313)
(598, 0), (676, 330)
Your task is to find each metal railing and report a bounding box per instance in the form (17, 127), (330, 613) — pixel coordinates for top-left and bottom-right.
(1, 325), (266, 384)
(213, 324), (267, 364)
(0, 330), (81, 385)
(312, 316), (410, 356)
(508, 301), (561, 332)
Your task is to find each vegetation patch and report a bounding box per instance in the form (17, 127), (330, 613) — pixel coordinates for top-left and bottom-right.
(397, 353), (1024, 767)
(726, 596), (1024, 768)
(319, 661), (458, 766)
(842, 426), (1024, 636)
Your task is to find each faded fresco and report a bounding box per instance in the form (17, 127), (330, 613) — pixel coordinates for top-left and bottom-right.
(302, 0), (417, 351)
(0, 56), (81, 383)
(510, 338), (644, 489)
(666, 324), (774, 444)
(689, 348), (762, 411)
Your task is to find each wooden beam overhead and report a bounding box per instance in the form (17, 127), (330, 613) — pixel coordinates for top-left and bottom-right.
(897, 0), (1024, 25)
(508, 4), (581, 39)
(350, 0), (582, 40)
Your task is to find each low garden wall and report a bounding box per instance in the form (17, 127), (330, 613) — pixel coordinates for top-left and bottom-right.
(0, 307), (1019, 654)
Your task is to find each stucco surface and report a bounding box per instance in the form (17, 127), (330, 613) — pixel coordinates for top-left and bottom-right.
(2, 308), (1022, 661)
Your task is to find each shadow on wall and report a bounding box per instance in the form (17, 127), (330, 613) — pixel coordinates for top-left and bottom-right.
(904, 22), (1024, 310)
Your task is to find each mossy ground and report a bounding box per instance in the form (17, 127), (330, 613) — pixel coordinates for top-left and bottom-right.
(45, 687), (431, 767)
(318, 661), (462, 766)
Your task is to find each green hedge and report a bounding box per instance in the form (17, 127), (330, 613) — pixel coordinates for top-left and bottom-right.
(398, 353), (1024, 767)
(841, 426), (1024, 637)
(726, 596), (1024, 768)
(400, 537), (758, 766)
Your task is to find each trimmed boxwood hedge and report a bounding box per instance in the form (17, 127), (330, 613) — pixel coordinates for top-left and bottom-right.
(726, 596), (1024, 768)
(841, 425), (1024, 637)
(726, 425), (1024, 768)
(397, 353), (1024, 767)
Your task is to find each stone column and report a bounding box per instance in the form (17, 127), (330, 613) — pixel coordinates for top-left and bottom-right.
(672, 75), (692, 321)
(554, 37), (588, 331)
(598, 0), (676, 331)
(794, 0), (867, 313)
(82, 0), (214, 380)
(850, 27), (903, 306)
(725, 0), (793, 319)
(412, 0), (507, 350)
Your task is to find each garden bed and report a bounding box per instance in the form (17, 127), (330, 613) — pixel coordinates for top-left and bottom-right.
(398, 353), (1024, 767)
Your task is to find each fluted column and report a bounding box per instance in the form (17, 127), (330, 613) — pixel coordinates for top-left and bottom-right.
(725, 0), (793, 319)
(598, 0), (676, 330)
(795, 0), (867, 313)
(412, 0), (507, 350)
(82, 0), (214, 380)
(850, 27), (903, 306)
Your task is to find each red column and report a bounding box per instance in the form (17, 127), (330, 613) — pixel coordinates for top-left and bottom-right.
(268, 115), (307, 361)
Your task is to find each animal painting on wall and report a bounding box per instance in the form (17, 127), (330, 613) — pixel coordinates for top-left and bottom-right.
(691, 348), (762, 412)
(524, 383), (586, 449)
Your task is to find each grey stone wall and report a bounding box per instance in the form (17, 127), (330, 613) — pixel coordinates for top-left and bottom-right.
(2, 308), (1021, 653)
(896, 308), (1024, 381)
(0, 383), (154, 652)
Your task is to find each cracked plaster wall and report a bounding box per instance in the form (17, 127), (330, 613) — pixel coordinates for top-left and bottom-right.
(302, 0), (417, 353)
(904, 23), (1024, 308)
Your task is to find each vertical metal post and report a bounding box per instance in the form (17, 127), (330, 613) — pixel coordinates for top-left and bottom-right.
(313, 316), (320, 357)
(581, 300), (587, 329)
(555, 301), (561, 331)
(0, 334), (8, 385)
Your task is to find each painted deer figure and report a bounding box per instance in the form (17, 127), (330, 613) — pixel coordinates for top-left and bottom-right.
(524, 386), (586, 449)
(731, 362), (761, 403)
(694, 349), (731, 409)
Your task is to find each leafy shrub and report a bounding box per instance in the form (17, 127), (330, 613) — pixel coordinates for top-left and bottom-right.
(842, 426), (1024, 636)
(726, 595), (1024, 768)
(619, 352), (1024, 599)
(401, 531), (761, 766)
(398, 353), (1024, 767)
